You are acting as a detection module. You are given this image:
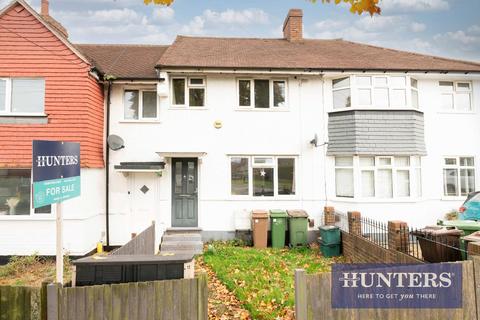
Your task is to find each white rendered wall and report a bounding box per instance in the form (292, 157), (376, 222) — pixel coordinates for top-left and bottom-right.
(0, 168), (105, 256)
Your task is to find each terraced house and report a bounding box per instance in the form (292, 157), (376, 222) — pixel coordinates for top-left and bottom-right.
(1, 0), (480, 256)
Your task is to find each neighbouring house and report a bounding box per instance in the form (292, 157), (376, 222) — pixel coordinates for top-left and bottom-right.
(0, 0), (104, 256)
(2, 1), (480, 256)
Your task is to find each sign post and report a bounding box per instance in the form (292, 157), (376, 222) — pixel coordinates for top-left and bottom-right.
(32, 140), (81, 284)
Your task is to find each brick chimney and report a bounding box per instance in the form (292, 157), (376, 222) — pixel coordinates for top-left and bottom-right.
(283, 9), (303, 42)
(41, 0), (49, 16)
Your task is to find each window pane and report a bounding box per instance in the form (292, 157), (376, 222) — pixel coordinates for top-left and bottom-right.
(254, 157), (274, 165)
(396, 170), (410, 197)
(333, 88), (351, 109)
(11, 79), (45, 113)
(174, 162), (183, 194)
(390, 77), (406, 87)
(142, 91), (157, 118)
(278, 158), (295, 195)
(273, 81), (286, 107)
(333, 77), (350, 89)
(440, 94), (454, 110)
(415, 168), (422, 197)
(186, 161), (196, 194)
(456, 93), (471, 111)
(460, 157), (474, 167)
(377, 169), (393, 198)
(0, 169), (31, 215)
(410, 78), (418, 89)
(360, 157), (375, 167)
(460, 169), (475, 196)
(253, 167), (274, 196)
(189, 88), (205, 107)
(189, 78), (204, 85)
(172, 79), (185, 105)
(124, 90), (139, 120)
(335, 156), (353, 167)
(231, 158), (248, 195)
(457, 82), (471, 91)
(361, 170), (375, 197)
(391, 89), (406, 106)
(378, 157), (392, 166)
(443, 168), (458, 196)
(411, 89), (419, 109)
(34, 205), (51, 214)
(0, 79), (5, 111)
(356, 76), (371, 86)
(374, 88), (389, 107)
(439, 81), (454, 92)
(358, 89), (371, 105)
(335, 168), (353, 197)
(239, 80), (251, 106)
(445, 158), (457, 165)
(254, 80), (269, 108)
(374, 77), (388, 86)
(395, 156), (410, 167)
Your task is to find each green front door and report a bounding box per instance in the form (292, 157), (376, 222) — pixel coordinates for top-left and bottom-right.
(172, 158), (198, 227)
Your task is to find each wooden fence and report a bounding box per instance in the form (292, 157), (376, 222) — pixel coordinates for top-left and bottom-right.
(111, 223), (156, 256)
(0, 283), (46, 320)
(47, 275), (208, 320)
(295, 258), (479, 320)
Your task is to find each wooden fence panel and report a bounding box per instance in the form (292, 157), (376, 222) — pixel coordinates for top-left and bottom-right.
(111, 223), (155, 256)
(45, 275), (207, 320)
(0, 286), (40, 320)
(296, 260), (478, 320)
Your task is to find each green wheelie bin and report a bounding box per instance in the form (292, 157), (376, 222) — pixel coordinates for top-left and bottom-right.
(287, 209), (309, 247)
(270, 209), (288, 248)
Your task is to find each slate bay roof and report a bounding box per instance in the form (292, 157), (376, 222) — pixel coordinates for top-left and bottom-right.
(77, 44), (168, 79)
(157, 36), (480, 73)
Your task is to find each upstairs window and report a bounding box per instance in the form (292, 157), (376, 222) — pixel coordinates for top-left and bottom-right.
(443, 157), (475, 197)
(124, 89), (157, 120)
(439, 81), (472, 112)
(0, 78), (45, 115)
(171, 77), (205, 108)
(238, 79), (287, 109)
(332, 75), (418, 109)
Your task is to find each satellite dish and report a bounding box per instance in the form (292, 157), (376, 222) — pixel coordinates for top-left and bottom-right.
(310, 134), (318, 147)
(107, 134), (125, 151)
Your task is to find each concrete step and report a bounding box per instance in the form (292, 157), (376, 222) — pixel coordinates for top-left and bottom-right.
(165, 228), (202, 235)
(163, 233), (202, 242)
(160, 241), (203, 255)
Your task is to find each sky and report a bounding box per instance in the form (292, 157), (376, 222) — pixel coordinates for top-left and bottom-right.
(1, 0), (479, 62)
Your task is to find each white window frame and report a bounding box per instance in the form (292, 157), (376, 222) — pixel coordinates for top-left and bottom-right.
(236, 78), (288, 110)
(331, 75), (418, 111)
(335, 155), (422, 200)
(122, 88), (159, 121)
(442, 156), (476, 198)
(170, 77), (206, 108)
(332, 77), (351, 109)
(0, 78), (46, 116)
(0, 169), (53, 217)
(229, 155), (297, 198)
(438, 81), (473, 113)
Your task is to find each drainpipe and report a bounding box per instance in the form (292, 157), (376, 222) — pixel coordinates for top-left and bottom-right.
(105, 79), (112, 248)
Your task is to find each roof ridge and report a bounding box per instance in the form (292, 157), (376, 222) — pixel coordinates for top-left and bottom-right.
(76, 43), (169, 48)
(176, 35), (286, 41)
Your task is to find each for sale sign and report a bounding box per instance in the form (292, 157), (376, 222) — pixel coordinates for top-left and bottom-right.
(332, 263), (462, 309)
(32, 140), (81, 208)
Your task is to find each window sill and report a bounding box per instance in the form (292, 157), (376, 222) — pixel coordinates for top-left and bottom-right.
(119, 120), (161, 124)
(331, 197), (424, 203)
(234, 107), (290, 112)
(437, 110), (475, 115)
(0, 214), (54, 221)
(441, 196), (466, 201)
(230, 195), (299, 201)
(329, 107), (422, 113)
(169, 106), (209, 110)
(0, 114), (48, 124)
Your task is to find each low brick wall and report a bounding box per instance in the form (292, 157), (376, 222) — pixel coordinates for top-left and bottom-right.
(341, 231), (422, 264)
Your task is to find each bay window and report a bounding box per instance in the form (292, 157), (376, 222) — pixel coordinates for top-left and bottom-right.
(335, 156), (422, 199)
(443, 157), (475, 196)
(332, 75), (418, 109)
(124, 89), (158, 120)
(439, 81), (472, 111)
(237, 79), (287, 109)
(0, 78), (45, 115)
(171, 77), (205, 108)
(0, 169), (51, 216)
(230, 156), (296, 197)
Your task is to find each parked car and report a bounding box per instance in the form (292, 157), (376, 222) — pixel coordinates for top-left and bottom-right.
(459, 191), (480, 220)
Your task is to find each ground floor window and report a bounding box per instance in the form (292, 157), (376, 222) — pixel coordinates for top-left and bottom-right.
(335, 156), (422, 199)
(0, 169), (51, 215)
(230, 156), (296, 197)
(443, 156), (475, 197)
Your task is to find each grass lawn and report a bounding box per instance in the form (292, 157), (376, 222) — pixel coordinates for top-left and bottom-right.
(203, 241), (344, 320)
(0, 255), (72, 287)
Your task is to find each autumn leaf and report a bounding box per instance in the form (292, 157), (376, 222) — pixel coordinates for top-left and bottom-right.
(143, 0), (174, 5)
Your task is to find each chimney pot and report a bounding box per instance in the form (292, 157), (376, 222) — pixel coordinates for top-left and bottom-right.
(283, 9), (303, 42)
(41, 0), (49, 16)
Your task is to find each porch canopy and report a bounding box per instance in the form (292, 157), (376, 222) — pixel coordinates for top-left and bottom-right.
(114, 162), (165, 173)
(156, 152), (207, 159)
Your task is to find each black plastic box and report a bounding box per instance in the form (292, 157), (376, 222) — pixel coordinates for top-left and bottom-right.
(73, 254), (194, 286)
